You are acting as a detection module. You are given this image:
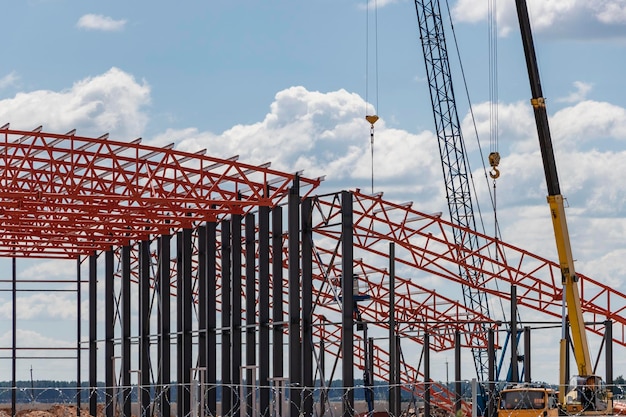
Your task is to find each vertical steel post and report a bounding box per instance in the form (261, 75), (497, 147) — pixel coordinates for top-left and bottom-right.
(231, 213), (243, 416)
(105, 249), (115, 417)
(157, 234), (171, 417)
(341, 190), (355, 417)
(176, 232), (184, 417)
(206, 222), (218, 415)
(198, 225), (207, 378)
(182, 228), (193, 417)
(221, 220), (232, 415)
(288, 177), (302, 416)
(605, 320), (613, 390)
(245, 213), (257, 417)
(524, 326), (531, 383)
(272, 205), (284, 387)
(11, 256), (16, 417)
(301, 197), (314, 416)
(389, 242), (399, 417)
(425, 332), (431, 417)
(258, 206), (271, 417)
(488, 328), (495, 417)
(77, 257), (82, 416)
(139, 240), (151, 416)
(455, 330), (462, 415)
(89, 253), (98, 417)
(510, 285), (519, 382)
(121, 245), (132, 417)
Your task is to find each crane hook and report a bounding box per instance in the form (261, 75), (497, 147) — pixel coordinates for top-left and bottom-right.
(488, 152), (501, 179)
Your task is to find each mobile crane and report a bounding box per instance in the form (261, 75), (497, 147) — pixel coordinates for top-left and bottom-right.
(498, 0), (612, 415)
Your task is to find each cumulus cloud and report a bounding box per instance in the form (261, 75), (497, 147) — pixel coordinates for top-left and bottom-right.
(150, 86), (443, 207)
(2, 68), (626, 380)
(0, 71), (18, 89)
(453, 0), (626, 38)
(557, 81), (593, 104)
(77, 14), (127, 31)
(0, 67), (150, 138)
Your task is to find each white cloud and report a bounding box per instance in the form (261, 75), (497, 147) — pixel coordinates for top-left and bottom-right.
(0, 67), (150, 139)
(77, 14), (127, 32)
(552, 100), (626, 145)
(0, 71), (18, 89)
(149, 86), (444, 207)
(557, 81), (593, 104)
(2, 68), (626, 382)
(594, 1), (626, 24)
(453, 0), (626, 38)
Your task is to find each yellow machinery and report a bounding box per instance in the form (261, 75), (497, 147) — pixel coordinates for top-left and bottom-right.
(498, 383), (559, 417)
(498, 0), (613, 415)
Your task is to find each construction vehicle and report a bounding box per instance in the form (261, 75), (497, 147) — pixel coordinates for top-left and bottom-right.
(498, 0), (613, 415)
(498, 383), (559, 417)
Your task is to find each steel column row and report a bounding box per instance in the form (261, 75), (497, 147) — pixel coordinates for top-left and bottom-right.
(90, 179), (324, 417)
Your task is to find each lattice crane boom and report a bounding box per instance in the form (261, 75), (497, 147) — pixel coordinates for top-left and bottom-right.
(413, 0), (492, 383)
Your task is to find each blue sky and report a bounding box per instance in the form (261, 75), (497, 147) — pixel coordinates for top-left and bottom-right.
(1, 0), (626, 383)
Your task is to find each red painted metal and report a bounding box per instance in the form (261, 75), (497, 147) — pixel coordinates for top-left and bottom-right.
(0, 127), (322, 258)
(6, 127), (622, 414)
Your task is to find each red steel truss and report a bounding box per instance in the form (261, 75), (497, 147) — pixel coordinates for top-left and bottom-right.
(0, 126), (321, 258)
(309, 189), (626, 347)
(4, 128), (624, 414)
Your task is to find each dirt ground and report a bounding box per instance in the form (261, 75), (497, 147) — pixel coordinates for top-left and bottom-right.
(0, 405), (103, 417)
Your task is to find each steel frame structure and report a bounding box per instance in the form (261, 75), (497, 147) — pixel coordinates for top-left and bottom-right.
(1, 127), (625, 417)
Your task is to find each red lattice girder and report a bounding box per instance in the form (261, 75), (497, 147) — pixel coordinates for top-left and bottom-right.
(0, 127), (322, 258)
(340, 189), (626, 345)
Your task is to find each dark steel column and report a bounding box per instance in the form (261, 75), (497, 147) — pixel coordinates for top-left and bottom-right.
(231, 213), (243, 416)
(176, 232), (184, 417)
(488, 328), (496, 417)
(104, 250), (114, 417)
(11, 257), (15, 417)
(206, 222), (217, 415)
(605, 320), (613, 389)
(523, 326), (531, 383)
(245, 213), (257, 417)
(157, 234), (171, 417)
(180, 228), (193, 417)
(221, 220), (232, 415)
(510, 285), (519, 383)
(301, 197), (314, 416)
(455, 330), (462, 416)
(76, 258), (82, 416)
(198, 225), (207, 374)
(288, 179), (302, 416)
(424, 332), (431, 417)
(388, 242), (399, 417)
(366, 338), (375, 417)
(121, 245), (132, 417)
(258, 206), (271, 417)
(271, 206), (284, 416)
(139, 240), (151, 416)
(89, 254), (98, 417)
(341, 190), (355, 417)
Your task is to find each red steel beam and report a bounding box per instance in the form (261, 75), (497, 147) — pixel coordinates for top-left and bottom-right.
(0, 127), (322, 258)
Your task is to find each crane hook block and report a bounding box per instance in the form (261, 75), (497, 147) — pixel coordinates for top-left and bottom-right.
(488, 152), (501, 179)
(365, 115), (379, 126)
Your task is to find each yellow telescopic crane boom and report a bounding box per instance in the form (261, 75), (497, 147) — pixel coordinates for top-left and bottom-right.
(514, 0), (597, 408)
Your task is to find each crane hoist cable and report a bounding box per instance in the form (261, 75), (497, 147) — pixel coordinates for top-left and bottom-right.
(441, 0), (513, 328)
(365, 0), (379, 194)
(487, 0), (501, 256)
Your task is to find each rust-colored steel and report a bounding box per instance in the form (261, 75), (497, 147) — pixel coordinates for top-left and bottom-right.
(0, 127), (322, 258)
